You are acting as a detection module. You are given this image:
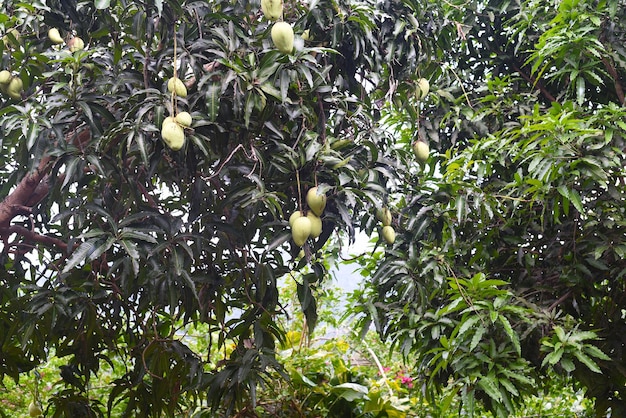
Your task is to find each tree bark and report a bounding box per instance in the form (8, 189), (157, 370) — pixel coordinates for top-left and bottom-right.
(0, 156), (67, 252)
(0, 157), (51, 229)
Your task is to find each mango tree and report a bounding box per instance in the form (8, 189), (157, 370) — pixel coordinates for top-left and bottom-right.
(0, 0), (429, 415)
(351, 0), (626, 416)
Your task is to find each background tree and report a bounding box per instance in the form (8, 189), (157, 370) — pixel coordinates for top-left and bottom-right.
(351, 0), (626, 416)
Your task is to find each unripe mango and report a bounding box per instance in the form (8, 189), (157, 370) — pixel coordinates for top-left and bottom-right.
(416, 78), (429, 100)
(2, 29), (19, 46)
(306, 213), (322, 239)
(291, 216), (311, 247)
(381, 225), (395, 245)
(175, 111), (192, 127)
(28, 401), (42, 417)
(48, 28), (64, 44)
(68, 36), (84, 52)
(261, 0), (283, 21)
(0, 70), (11, 85)
(289, 210), (305, 227)
(413, 140), (429, 163)
(306, 187), (326, 216)
(7, 77), (23, 99)
(271, 22), (294, 54)
(167, 77), (187, 98)
(376, 207), (392, 226)
(161, 116), (185, 151)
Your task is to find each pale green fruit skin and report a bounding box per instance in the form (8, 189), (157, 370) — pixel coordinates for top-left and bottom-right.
(306, 213), (322, 238)
(412, 140), (429, 163)
(48, 28), (64, 44)
(29, 402), (42, 417)
(271, 22), (294, 54)
(7, 77), (23, 99)
(301, 29), (311, 41)
(161, 117), (185, 151)
(2, 29), (19, 45)
(288, 210), (305, 227)
(376, 207), (392, 226)
(416, 78), (430, 100)
(167, 77), (188, 98)
(381, 225), (396, 245)
(175, 111), (192, 127)
(306, 187), (327, 216)
(0, 70), (11, 84)
(261, 0), (283, 21)
(291, 216), (312, 247)
(68, 36), (84, 52)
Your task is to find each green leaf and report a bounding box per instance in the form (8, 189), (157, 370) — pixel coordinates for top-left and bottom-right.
(120, 239), (139, 259)
(573, 351), (602, 374)
(457, 315), (481, 338)
(89, 236), (115, 262)
(498, 315), (521, 355)
(470, 324), (486, 351)
(266, 231), (291, 252)
(561, 358), (576, 373)
(583, 344), (611, 361)
(118, 228), (158, 244)
(568, 188), (584, 213)
(205, 83), (221, 122)
(94, 0), (111, 9)
(576, 77), (585, 105)
(294, 371), (317, 387)
(478, 374), (502, 403)
(331, 383), (369, 402)
(63, 238), (99, 272)
(499, 377), (519, 397)
(542, 347), (564, 367)
(297, 279), (318, 334)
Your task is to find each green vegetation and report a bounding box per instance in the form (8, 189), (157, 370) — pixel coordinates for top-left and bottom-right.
(2, 277), (595, 417)
(0, 0), (625, 416)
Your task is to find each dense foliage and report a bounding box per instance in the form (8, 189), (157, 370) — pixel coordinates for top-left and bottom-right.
(0, 0), (404, 415)
(350, 0), (626, 416)
(0, 0), (624, 416)
(2, 278), (596, 417)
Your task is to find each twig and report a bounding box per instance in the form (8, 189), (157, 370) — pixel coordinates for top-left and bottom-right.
(296, 170), (302, 212)
(141, 340), (164, 380)
(511, 62), (558, 103)
(601, 56), (625, 105)
(205, 144), (257, 180)
(3, 225), (68, 252)
(548, 290), (573, 312)
(444, 62), (474, 109)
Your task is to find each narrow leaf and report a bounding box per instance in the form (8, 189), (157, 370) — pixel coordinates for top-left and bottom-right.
(573, 351), (602, 374)
(63, 238), (98, 272)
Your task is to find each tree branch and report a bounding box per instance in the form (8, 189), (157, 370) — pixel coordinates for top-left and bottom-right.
(511, 62), (558, 103)
(548, 289), (573, 312)
(0, 157), (52, 229)
(602, 56), (625, 105)
(3, 225), (68, 252)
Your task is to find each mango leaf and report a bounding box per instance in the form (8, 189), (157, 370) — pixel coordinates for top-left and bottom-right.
(478, 374), (502, 403)
(205, 83), (221, 122)
(94, 0), (111, 9)
(63, 238), (99, 272)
